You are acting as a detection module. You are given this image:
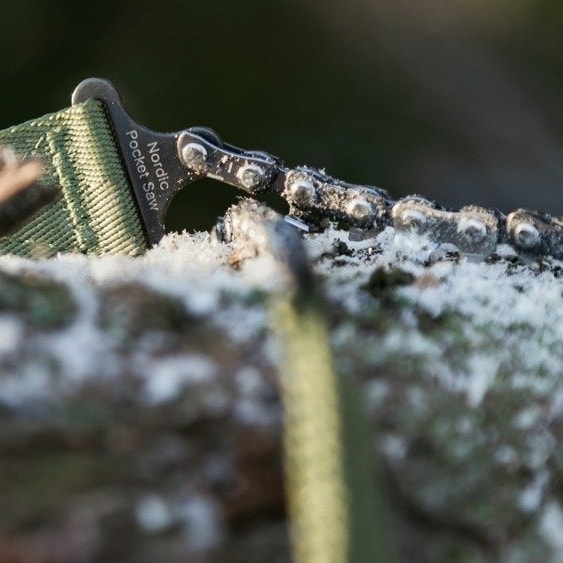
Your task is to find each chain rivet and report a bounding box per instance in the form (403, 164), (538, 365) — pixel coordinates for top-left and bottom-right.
(400, 209), (427, 232)
(288, 179), (316, 206)
(514, 223), (540, 249)
(181, 142), (208, 174)
(238, 165), (265, 190)
(458, 218), (487, 243)
(347, 199), (373, 223)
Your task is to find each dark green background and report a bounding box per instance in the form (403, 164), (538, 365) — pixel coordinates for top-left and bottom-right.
(2, 0), (563, 233)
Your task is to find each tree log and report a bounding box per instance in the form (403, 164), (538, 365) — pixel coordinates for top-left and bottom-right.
(0, 227), (561, 562)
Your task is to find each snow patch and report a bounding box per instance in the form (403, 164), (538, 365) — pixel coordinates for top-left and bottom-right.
(518, 471), (549, 514)
(381, 434), (408, 460)
(234, 367), (279, 426)
(464, 355), (499, 407)
(306, 225), (563, 411)
(0, 317), (23, 356)
(135, 491), (224, 551)
(143, 355), (218, 405)
(177, 494), (224, 552)
(539, 502), (563, 556)
(135, 495), (175, 534)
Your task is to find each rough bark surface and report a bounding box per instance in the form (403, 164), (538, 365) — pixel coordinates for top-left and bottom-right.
(0, 227), (561, 563)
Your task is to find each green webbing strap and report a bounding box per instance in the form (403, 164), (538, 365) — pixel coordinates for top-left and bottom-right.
(273, 300), (390, 563)
(0, 99), (147, 257)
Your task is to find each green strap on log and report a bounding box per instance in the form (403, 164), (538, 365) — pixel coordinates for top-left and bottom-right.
(273, 299), (390, 563)
(218, 197), (390, 562)
(0, 99), (147, 257)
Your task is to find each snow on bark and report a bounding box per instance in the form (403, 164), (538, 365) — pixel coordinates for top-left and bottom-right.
(0, 226), (561, 562)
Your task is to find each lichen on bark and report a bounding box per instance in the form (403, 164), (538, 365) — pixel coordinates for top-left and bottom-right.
(0, 226), (561, 562)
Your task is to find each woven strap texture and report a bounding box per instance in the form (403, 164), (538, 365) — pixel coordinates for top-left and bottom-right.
(274, 301), (389, 563)
(0, 99), (147, 257)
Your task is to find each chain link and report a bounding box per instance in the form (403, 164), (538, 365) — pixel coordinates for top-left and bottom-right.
(179, 129), (563, 262)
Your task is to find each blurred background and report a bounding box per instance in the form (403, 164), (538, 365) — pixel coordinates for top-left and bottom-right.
(2, 0), (563, 233)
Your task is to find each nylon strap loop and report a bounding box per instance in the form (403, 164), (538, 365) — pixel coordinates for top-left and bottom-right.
(0, 99), (147, 257)
(273, 298), (390, 563)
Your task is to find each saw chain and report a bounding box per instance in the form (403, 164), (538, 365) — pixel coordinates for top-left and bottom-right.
(178, 133), (563, 263)
(68, 78), (563, 263)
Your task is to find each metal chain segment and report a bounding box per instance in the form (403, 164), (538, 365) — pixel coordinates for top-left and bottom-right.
(178, 129), (563, 262)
